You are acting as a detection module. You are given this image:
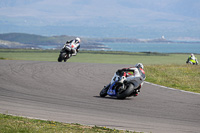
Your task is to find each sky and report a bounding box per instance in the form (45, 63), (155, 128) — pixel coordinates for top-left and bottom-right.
(0, 0), (200, 40)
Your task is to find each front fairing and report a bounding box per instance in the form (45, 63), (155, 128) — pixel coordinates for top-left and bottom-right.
(60, 46), (72, 53)
(60, 48), (67, 53)
(107, 82), (117, 96)
(110, 73), (120, 84)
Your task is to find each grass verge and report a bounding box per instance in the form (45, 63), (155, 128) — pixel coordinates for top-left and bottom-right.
(0, 49), (196, 64)
(0, 114), (139, 133)
(145, 64), (200, 93)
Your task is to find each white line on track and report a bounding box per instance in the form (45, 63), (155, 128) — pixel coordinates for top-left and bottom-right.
(144, 81), (200, 95)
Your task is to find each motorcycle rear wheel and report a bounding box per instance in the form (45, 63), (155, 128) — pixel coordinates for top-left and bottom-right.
(116, 83), (135, 99)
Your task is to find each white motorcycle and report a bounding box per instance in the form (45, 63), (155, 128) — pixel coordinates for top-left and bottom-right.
(58, 44), (79, 62)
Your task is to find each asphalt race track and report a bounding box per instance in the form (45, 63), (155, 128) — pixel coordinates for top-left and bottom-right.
(0, 60), (200, 133)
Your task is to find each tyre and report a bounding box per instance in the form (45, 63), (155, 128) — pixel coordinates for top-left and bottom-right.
(62, 53), (69, 62)
(58, 54), (62, 62)
(116, 83), (135, 99)
(100, 85), (110, 97)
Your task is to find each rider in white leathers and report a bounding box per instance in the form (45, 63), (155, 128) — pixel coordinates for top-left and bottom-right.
(108, 63), (146, 96)
(63, 37), (81, 56)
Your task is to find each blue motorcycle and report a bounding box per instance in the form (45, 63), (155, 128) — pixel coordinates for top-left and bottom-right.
(100, 70), (145, 99)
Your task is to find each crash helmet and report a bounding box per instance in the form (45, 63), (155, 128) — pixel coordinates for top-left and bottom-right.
(191, 53), (194, 57)
(135, 63), (144, 69)
(75, 37), (81, 43)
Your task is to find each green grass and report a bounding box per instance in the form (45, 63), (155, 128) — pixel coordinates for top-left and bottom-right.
(71, 52), (187, 65)
(0, 114), (139, 133)
(145, 64), (200, 93)
(0, 49), (58, 62)
(0, 49), (195, 65)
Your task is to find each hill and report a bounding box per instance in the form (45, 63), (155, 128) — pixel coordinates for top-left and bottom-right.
(0, 39), (34, 48)
(1, 33), (195, 50)
(0, 33), (108, 50)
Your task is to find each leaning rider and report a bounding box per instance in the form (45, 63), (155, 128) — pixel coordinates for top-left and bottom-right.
(116, 63), (145, 78)
(109, 63), (145, 96)
(63, 37), (81, 56)
(186, 54), (198, 65)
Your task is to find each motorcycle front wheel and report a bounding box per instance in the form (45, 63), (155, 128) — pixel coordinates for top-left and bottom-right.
(58, 53), (68, 62)
(100, 85), (110, 97)
(58, 53), (63, 62)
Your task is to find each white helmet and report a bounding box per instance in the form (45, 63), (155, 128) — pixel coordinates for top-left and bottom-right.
(191, 54), (194, 57)
(75, 37), (81, 43)
(135, 63), (144, 69)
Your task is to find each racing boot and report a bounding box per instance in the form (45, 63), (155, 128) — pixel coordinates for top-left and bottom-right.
(133, 89), (139, 97)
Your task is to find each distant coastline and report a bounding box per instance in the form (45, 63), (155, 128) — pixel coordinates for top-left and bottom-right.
(102, 42), (200, 54)
(0, 33), (199, 52)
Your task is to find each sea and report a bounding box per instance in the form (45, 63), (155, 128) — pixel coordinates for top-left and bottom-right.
(102, 42), (200, 54)
(40, 42), (200, 54)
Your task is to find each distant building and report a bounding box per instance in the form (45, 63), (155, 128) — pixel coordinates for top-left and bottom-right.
(161, 36), (165, 39)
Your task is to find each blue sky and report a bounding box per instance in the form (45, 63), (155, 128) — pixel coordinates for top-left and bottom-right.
(0, 0), (200, 40)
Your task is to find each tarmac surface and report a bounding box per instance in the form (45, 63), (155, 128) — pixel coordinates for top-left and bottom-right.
(0, 60), (200, 133)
